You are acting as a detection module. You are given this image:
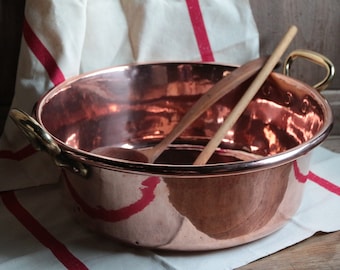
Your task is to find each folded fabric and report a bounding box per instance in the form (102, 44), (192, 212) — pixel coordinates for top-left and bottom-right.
(0, 0), (259, 191)
(0, 146), (339, 269)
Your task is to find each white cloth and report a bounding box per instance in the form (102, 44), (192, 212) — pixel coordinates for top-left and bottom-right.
(0, 0), (259, 191)
(1, 2), (339, 268)
(0, 146), (339, 269)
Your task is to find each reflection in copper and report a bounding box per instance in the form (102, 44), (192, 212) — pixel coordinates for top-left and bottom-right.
(65, 132), (79, 149)
(285, 116), (301, 143)
(250, 145), (260, 152)
(121, 143), (134, 149)
(39, 62), (331, 166)
(108, 104), (119, 113)
(263, 125), (284, 154)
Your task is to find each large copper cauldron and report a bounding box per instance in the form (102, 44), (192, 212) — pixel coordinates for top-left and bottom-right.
(11, 50), (334, 251)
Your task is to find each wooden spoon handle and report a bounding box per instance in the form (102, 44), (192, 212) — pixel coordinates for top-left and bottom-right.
(146, 56), (268, 163)
(194, 25), (298, 165)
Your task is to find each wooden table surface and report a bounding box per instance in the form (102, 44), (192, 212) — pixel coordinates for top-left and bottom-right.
(237, 137), (340, 269)
(237, 231), (340, 269)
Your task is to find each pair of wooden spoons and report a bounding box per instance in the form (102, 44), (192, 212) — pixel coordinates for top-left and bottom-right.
(107, 26), (298, 165)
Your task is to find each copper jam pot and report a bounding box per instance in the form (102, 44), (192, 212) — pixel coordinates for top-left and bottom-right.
(11, 50), (334, 251)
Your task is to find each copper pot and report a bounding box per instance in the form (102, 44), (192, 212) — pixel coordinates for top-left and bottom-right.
(10, 50), (334, 251)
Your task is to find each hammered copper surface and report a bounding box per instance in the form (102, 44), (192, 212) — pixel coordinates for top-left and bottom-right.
(37, 63), (331, 175)
(30, 62), (332, 250)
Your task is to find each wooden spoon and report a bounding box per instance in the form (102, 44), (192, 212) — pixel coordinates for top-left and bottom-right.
(98, 56), (268, 163)
(193, 25), (298, 165)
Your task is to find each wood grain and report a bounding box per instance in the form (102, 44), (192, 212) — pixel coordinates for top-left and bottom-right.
(237, 231), (340, 269)
(250, 0), (340, 90)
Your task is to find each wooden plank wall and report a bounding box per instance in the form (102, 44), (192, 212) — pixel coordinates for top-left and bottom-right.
(250, 0), (340, 90)
(0, 0), (339, 134)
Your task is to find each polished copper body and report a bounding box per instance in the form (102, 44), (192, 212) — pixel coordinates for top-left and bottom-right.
(15, 62), (334, 250)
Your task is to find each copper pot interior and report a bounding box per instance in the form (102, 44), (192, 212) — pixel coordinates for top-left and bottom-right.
(38, 63), (328, 166)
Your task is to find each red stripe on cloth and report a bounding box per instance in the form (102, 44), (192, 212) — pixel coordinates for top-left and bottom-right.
(0, 18), (66, 161)
(0, 144), (36, 160)
(185, 0), (215, 62)
(1, 191), (88, 270)
(308, 171), (340, 196)
(23, 17), (65, 86)
(294, 161), (340, 196)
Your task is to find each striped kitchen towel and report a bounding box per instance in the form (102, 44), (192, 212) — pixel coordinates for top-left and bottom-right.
(0, 0), (259, 191)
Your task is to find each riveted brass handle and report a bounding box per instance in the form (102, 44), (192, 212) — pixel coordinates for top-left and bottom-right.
(283, 49), (335, 91)
(9, 108), (88, 177)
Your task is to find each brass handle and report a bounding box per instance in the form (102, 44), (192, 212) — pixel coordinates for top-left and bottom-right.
(283, 49), (335, 91)
(9, 108), (88, 177)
